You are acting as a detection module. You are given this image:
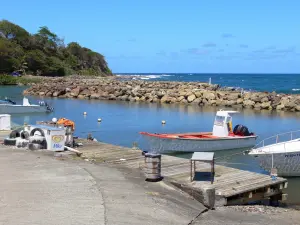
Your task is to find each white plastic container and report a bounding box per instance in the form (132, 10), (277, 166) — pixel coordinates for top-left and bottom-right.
(0, 114), (11, 130)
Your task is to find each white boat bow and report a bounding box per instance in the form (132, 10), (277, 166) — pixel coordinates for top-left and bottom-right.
(249, 130), (300, 176)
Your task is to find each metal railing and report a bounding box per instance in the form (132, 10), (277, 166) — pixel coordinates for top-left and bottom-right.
(253, 130), (300, 149)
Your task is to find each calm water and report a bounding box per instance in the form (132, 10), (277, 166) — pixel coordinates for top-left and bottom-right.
(2, 85), (300, 205)
(117, 73), (300, 94)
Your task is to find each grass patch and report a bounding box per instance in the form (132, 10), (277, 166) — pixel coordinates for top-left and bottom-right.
(0, 74), (42, 85)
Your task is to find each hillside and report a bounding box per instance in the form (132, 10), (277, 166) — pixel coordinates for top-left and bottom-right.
(0, 20), (112, 76)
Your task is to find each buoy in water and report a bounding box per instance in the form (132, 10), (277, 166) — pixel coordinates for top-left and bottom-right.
(161, 120), (166, 125)
(83, 112), (87, 115)
(97, 118), (102, 122)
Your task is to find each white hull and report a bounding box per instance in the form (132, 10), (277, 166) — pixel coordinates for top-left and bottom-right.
(144, 136), (257, 153)
(0, 105), (49, 114)
(252, 152), (300, 177)
(250, 137), (300, 177)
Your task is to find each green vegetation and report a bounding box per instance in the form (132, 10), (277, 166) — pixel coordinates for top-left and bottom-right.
(0, 20), (112, 76)
(0, 75), (41, 85)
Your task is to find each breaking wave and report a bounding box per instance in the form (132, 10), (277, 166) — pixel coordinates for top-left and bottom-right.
(116, 74), (174, 80)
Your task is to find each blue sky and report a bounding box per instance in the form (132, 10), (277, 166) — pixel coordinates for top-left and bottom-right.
(1, 0), (300, 73)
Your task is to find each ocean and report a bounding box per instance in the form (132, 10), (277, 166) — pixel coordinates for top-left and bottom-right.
(116, 73), (300, 94)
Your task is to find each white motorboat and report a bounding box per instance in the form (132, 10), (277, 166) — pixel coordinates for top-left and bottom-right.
(249, 131), (300, 177)
(0, 97), (53, 114)
(140, 110), (257, 153)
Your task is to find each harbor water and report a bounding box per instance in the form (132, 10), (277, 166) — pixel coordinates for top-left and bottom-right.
(1, 85), (300, 206)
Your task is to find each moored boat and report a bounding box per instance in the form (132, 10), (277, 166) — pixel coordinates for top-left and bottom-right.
(0, 97), (53, 114)
(140, 110), (257, 153)
(249, 130), (300, 177)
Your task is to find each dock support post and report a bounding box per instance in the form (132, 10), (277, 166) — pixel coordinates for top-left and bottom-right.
(200, 184), (215, 209)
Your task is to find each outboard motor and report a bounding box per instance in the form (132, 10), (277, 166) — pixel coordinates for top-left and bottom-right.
(233, 124), (253, 136)
(45, 102), (54, 112)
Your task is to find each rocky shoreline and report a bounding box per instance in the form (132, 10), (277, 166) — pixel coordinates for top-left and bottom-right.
(23, 76), (300, 112)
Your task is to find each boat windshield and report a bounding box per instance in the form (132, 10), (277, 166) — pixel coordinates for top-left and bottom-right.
(215, 116), (225, 125)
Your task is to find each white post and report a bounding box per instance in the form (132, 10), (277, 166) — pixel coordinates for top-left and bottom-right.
(209, 77), (211, 85)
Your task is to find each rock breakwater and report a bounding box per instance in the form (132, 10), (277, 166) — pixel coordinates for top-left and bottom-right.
(23, 77), (300, 112)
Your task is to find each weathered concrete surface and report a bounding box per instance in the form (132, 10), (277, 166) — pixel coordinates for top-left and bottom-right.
(193, 207), (300, 225)
(0, 148), (105, 225)
(0, 146), (298, 225)
(82, 161), (206, 225)
(0, 147), (206, 225)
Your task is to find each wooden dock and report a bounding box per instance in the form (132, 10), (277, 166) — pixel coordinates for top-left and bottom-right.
(74, 139), (288, 206)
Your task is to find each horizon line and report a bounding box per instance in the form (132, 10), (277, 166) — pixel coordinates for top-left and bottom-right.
(114, 72), (300, 75)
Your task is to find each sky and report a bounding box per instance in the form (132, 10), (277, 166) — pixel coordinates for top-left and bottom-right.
(1, 0), (300, 73)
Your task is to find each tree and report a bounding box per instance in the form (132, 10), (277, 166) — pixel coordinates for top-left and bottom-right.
(0, 19), (112, 76)
(25, 50), (47, 73)
(0, 20), (30, 48)
(0, 38), (24, 73)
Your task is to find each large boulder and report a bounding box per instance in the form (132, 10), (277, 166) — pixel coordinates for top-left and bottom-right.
(161, 95), (172, 104)
(227, 93), (240, 101)
(90, 93), (100, 99)
(215, 99), (223, 106)
(177, 96), (185, 102)
(280, 96), (290, 105)
(194, 91), (202, 98)
(119, 95), (129, 101)
(180, 99), (188, 104)
(216, 92), (226, 99)
(243, 99), (255, 108)
(250, 94), (261, 103)
(295, 105), (300, 111)
(46, 91), (53, 97)
(237, 98), (243, 104)
(178, 90), (187, 97)
(52, 90), (66, 97)
(156, 91), (166, 98)
(254, 102), (262, 109)
(77, 94), (86, 99)
(208, 99), (217, 105)
(271, 96), (281, 108)
(226, 100), (237, 106)
(276, 104), (285, 110)
(203, 92), (215, 100)
(285, 101), (296, 110)
(70, 87), (81, 97)
(242, 93), (251, 100)
(187, 94), (196, 103)
(261, 101), (271, 109)
(261, 97), (269, 103)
